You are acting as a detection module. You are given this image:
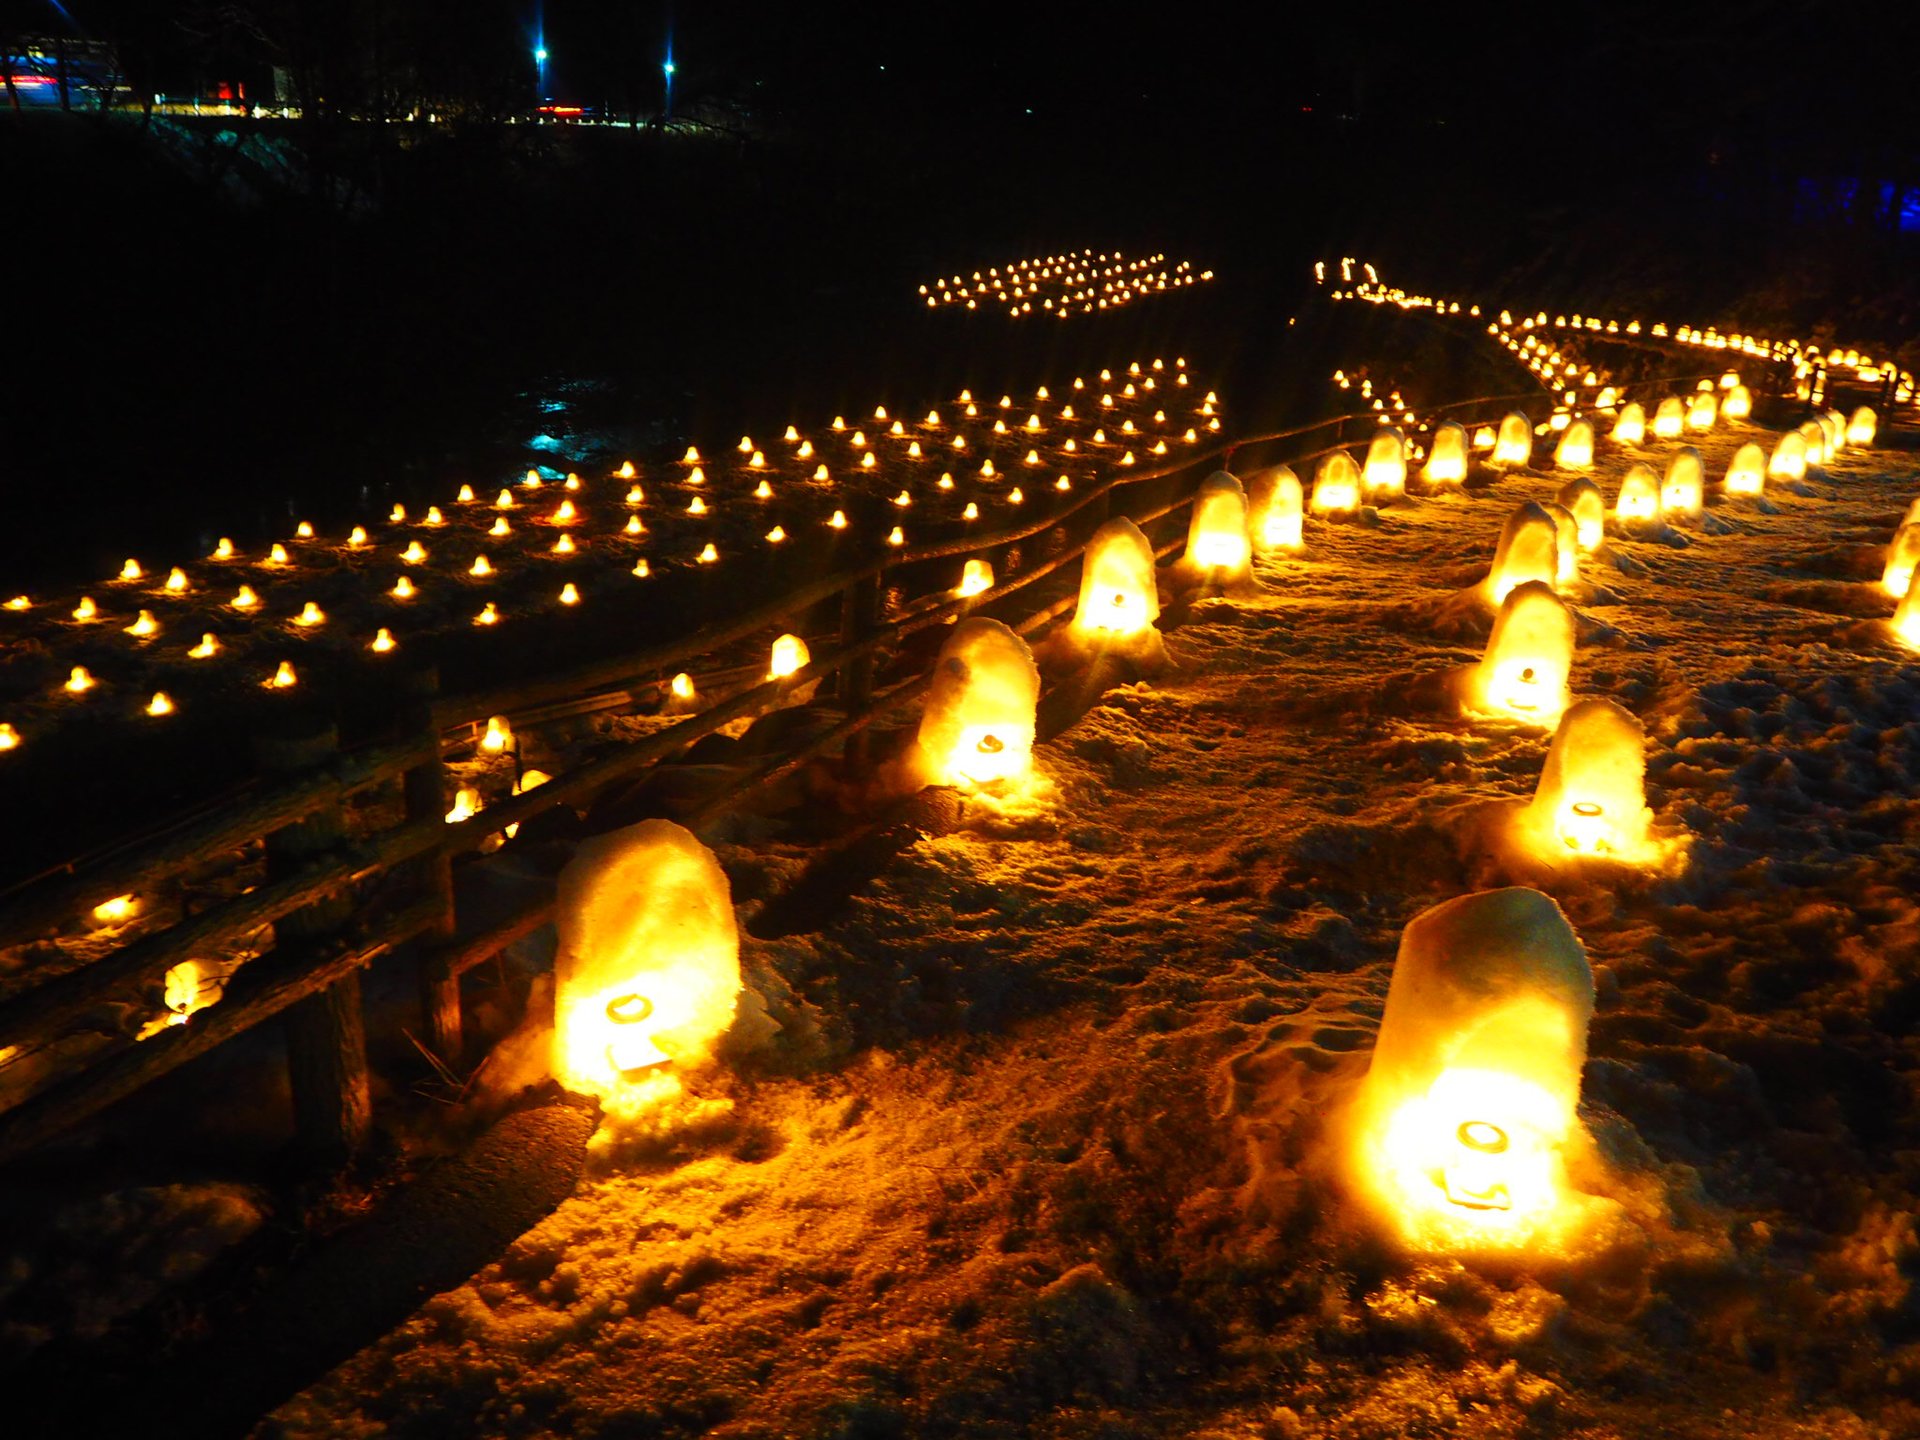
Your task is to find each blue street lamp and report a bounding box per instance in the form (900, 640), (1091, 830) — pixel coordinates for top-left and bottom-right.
(534, 42), (549, 103)
(662, 54), (675, 120)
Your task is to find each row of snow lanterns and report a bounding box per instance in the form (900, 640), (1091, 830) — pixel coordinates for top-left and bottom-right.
(0, 362), (1221, 746)
(917, 249), (1212, 317)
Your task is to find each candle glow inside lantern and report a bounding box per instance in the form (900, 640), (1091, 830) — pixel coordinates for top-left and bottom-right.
(1182, 472), (1255, 586)
(1847, 407), (1877, 446)
(1349, 887), (1595, 1251)
(1660, 448), (1705, 518)
(1651, 397), (1685, 439)
(912, 618), (1040, 790)
(1310, 451), (1363, 516)
(1884, 523), (1920, 598)
(1481, 503), (1562, 607)
(1615, 464), (1662, 525)
(768, 633), (810, 679)
(1768, 431), (1808, 481)
(1492, 412), (1533, 467)
(1362, 427), (1408, 501)
(1723, 385), (1752, 420)
(1520, 698), (1658, 863)
(1422, 422), (1470, 486)
(1069, 517), (1161, 647)
(1610, 403), (1646, 445)
(1245, 466), (1304, 550)
(1723, 442), (1767, 497)
(552, 819), (742, 1108)
(1555, 479), (1605, 550)
(1468, 581), (1574, 725)
(1551, 419), (1595, 470)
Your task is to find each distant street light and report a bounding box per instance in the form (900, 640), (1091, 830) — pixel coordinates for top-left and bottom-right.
(662, 53), (675, 120)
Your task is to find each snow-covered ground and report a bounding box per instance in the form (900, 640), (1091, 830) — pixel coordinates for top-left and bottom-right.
(251, 411), (1920, 1438)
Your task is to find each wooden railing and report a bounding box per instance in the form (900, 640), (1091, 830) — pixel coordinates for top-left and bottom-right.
(0, 370), (1743, 1168)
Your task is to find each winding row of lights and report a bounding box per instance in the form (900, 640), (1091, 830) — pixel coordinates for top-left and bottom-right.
(917, 248), (1213, 319)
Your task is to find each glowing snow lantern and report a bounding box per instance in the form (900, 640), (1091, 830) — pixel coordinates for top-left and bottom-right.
(1796, 420), (1827, 466)
(1723, 385), (1752, 420)
(1182, 472), (1255, 586)
(65, 666), (95, 694)
(266, 660), (297, 689)
(188, 633), (218, 658)
(1542, 503), (1580, 586)
(1522, 698), (1656, 862)
(126, 609), (158, 637)
(1362, 427), (1407, 501)
(1469, 581), (1574, 725)
(957, 559), (994, 597)
(1768, 432), (1808, 481)
(552, 534), (577, 555)
(1609, 403), (1646, 445)
(1685, 391), (1717, 431)
(391, 575), (416, 599)
(1723, 442), (1767, 497)
(445, 787), (479, 823)
(768, 634), (809, 680)
(370, 628), (396, 653)
(232, 585), (260, 610)
(1245, 466), (1304, 550)
(552, 819), (742, 1102)
(1551, 419), (1594, 470)
(0, 723), (16, 750)
(1883, 524), (1920, 597)
(1847, 407), (1878, 446)
(92, 894), (135, 923)
(1482, 503), (1562, 606)
(558, 582), (580, 605)
(698, 544), (719, 563)
(470, 555), (493, 577)
(1647, 397), (1684, 440)
(146, 691), (174, 717)
(1614, 464), (1662, 525)
(457, 484), (476, 502)
(1492, 413), (1533, 467)
(1422, 422), (1470, 486)
(1555, 479), (1605, 551)
(1351, 888), (1594, 1249)
(474, 602), (500, 626)
(1660, 448), (1705, 518)
(1893, 573), (1920, 650)
(213, 537), (235, 560)
(72, 595), (100, 622)
(913, 618), (1040, 790)
(1310, 451), (1363, 516)
(119, 558), (143, 582)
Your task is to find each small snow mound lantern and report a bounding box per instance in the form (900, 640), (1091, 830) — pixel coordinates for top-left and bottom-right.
(1614, 463), (1662, 525)
(1552, 419), (1595, 470)
(1181, 472), (1255, 587)
(1310, 451), (1363, 516)
(1847, 406), (1878, 446)
(1422, 421), (1470, 486)
(1722, 385), (1753, 421)
(1723, 442), (1767, 497)
(1768, 431), (1808, 481)
(914, 618), (1041, 790)
(1542, 503), (1580, 587)
(1070, 517), (1161, 644)
(1660, 448), (1705, 518)
(1555, 479), (1605, 551)
(1481, 502), (1561, 607)
(1894, 572), (1920, 650)
(1522, 698), (1657, 863)
(1469, 581), (1574, 726)
(1797, 420), (1828, 467)
(1245, 465), (1304, 551)
(1352, 887), (1595, 1250)
(1610, 403), (1647, 445)
(552, 819), (741, 1102)
(1884, 523), (1920, 598)
(1362, 427), (1407, 502)
(1651, 396), (1686, 439)
(1491, 412), (1533, 467)
(1685, 390), (1718, 431)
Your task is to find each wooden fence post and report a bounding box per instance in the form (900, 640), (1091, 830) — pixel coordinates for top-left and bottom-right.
(839, 571), (885, 772)
(253, 714), (370, 1164)
(400, 667), (460, 1066)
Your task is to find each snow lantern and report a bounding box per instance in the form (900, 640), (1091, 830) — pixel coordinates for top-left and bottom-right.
(1723, 442), (1767, 497)
(1245, 465), (1304, 551)
(1542, 503), (1580, 586)
(1610, 403), (1647, 445)
(1310, 451), (1363, 516)
(1685, 390), (1717, 431)
(1351, 887), (1594, 1248)
(1362, 427), (1408, 502)
(1469, 581), (1574, 725)
(1423, 422), (1470, 486)
(1521, 698), (1656, 862)
(552, 819), (742, 1101)
(1722, 385), (1753, 420)
(1796, 420), (1827, 466)
(1884, 523), (1920, 598)
(1894, 572), (1920, 650)
(1847, 406), (1877, 446)
(1651, 396), (1685, 439)
(1768, 431), (1808, 481)
(1660, 448), (1705, 518)
(914, 617), (1041, 789)
(1551, 419), (1594, 470)
(1492, 412), (1533, 467)
(1820, 410), (1846, 455)
(1182, 471), (1254, 585)
(1481, 502), (1561, 606)
(1614, 463), (1662, 525)
(1072, 517), (1161, 644)
(1555, 478), (1606, 551)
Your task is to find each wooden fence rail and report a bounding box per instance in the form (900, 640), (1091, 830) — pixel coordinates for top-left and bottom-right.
(0, 368), (1744, 1166)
